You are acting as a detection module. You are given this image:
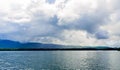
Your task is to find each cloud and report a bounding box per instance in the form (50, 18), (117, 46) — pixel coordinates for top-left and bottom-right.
(46, 0), (56, 4)
(0, 0), (120, 46)
(0, 21), (18, 33)
(95, 30), (109, 39)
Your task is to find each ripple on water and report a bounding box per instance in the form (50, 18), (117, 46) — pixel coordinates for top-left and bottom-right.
(0, 51), (119, 70)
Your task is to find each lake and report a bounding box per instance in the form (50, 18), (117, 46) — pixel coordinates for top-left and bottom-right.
(0, 51), (119, 70)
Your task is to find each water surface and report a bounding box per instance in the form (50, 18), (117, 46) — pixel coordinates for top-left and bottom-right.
(0, 51), (119, 70)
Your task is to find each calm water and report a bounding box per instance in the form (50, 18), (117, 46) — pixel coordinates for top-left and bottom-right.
(0, 51), (119, 70)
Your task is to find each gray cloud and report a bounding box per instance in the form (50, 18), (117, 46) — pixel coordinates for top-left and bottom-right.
(95, 30), (109, 39)
(0, 0), (120, 46)
(46, 0), (56, 4)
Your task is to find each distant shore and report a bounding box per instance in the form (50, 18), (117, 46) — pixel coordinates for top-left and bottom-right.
(0, 48), (119, 51)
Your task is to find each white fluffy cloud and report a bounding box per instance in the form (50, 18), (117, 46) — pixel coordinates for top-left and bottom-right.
(0, 0), (120, 47)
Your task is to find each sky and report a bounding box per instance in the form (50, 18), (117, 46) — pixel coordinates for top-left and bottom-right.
(0, 0), (120, 47)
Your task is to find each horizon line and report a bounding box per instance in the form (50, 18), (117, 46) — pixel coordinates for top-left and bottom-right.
(0, 48), (119, 51)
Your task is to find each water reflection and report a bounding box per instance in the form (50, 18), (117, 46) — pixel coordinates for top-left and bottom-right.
(53, 51), (111, 70)
(108, 51), (120, 70)
(0, 51), (119, 70)
(85, 51), (110, 70)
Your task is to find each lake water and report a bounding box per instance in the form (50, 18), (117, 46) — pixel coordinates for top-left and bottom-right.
(0, 51), (119, 70)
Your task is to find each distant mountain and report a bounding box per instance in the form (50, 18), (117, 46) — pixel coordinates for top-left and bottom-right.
(0, 40), (118, 50)
(0, 40), (21, 48)
(0, 40), (64, 49)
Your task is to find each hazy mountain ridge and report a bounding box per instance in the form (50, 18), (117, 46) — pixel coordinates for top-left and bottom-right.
(0, 40), (65, 48)
(0, 40), (118, 50)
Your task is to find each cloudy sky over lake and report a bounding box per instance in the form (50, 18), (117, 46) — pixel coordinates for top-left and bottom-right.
(0, 0), (120, 47)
